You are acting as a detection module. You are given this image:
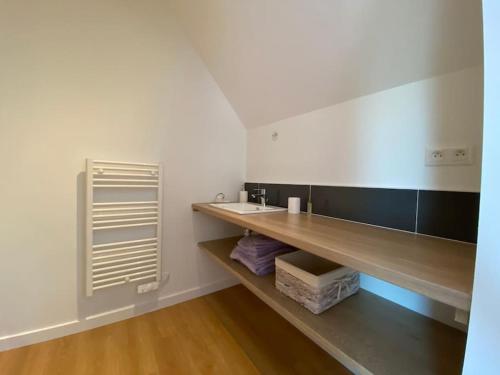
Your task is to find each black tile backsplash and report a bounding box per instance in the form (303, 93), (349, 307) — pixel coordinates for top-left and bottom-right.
(260, 183), (309, 212)
(417, 190), (480, 243)
(311, 186), (417, 232)
(245, 182), (480, 243)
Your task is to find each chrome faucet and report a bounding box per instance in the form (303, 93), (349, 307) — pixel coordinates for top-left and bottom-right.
(251, 188), (267, 207)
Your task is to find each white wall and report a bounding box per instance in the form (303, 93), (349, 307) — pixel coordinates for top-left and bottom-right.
(248, 66), (483, 192)
(247, 66), (483, 328)
(463, 1), (500, 373)
(0, 0), (245, 350)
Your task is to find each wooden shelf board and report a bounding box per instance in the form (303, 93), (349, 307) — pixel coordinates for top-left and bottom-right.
(193, 203), (475, 310)
(199, 236), (466, 375)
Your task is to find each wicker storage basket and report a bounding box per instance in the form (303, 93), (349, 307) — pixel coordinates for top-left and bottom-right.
(275, 250), (360, 314)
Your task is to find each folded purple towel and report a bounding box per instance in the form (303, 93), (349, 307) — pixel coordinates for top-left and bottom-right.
(237, 234), (286, 252)
(232, 249), (293, 275)
(230, 234), (294, 275)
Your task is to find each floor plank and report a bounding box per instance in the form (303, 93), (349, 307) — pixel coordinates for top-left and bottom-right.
(206, 286), (350, 375)
(0, 286), (347, 374)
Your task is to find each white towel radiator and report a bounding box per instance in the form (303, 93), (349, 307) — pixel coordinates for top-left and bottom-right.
(85, 159), (162, 296)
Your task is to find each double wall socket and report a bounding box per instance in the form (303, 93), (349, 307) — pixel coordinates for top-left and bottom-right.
(425, 147), (473, 166)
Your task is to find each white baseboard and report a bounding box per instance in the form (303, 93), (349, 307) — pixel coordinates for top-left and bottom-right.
(0, 278), (239, 352)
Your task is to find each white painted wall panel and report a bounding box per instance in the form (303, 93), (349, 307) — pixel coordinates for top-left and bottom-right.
(463, 1), (500, 372)
(0, 0), (245, 349)
(248, 67), (483, 192)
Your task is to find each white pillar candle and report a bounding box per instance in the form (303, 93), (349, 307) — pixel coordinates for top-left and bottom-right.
(288, 197), (301, 214)
(239, 190), (248, 203)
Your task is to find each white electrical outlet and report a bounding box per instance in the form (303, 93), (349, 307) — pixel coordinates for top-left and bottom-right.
(426, 149), (445, 165)
(137, 281), (159, 294)
(450, 147), (472, 164)
(425, 147), (473, 166)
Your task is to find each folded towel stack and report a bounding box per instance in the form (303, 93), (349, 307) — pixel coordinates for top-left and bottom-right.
(230, 234), (295, 275)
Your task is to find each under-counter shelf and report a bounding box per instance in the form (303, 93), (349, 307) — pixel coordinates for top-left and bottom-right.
(198, 236), (466, 375)
(192, 203), (475, 311)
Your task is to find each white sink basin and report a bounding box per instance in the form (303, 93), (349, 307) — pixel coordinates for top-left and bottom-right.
(210, 202), (287, 215)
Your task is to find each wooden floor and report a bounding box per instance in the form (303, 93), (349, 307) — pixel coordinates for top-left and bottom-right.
(0, 286), (348, 375)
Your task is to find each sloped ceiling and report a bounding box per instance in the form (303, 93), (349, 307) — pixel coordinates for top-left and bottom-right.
(171, 0), (483, 128)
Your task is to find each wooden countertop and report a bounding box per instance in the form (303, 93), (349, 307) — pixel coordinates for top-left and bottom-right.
(192, 203), (476, 310)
